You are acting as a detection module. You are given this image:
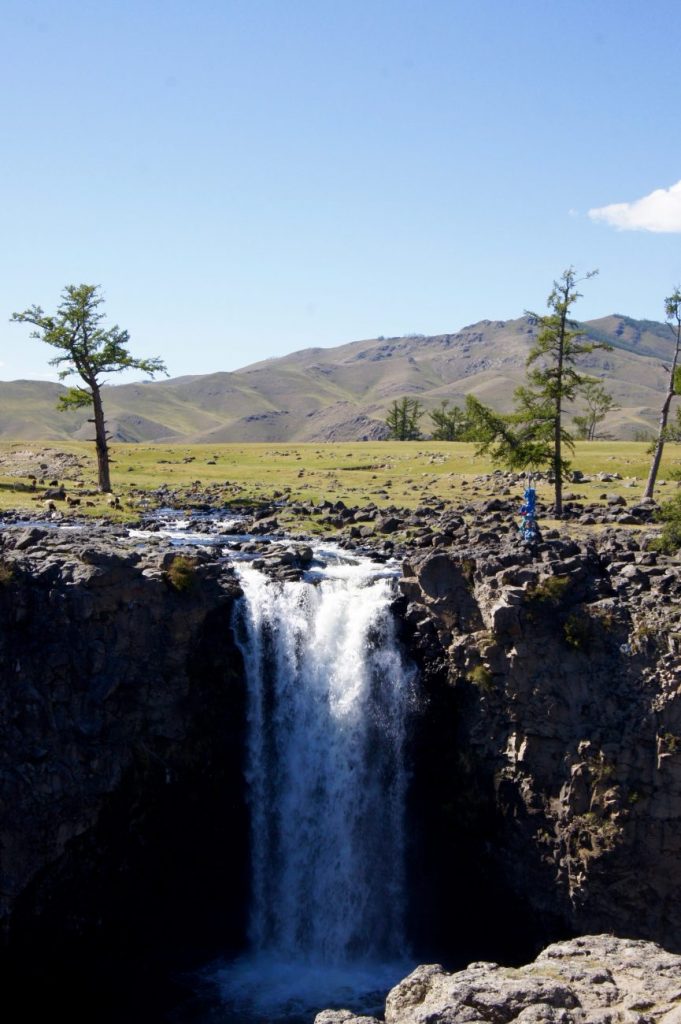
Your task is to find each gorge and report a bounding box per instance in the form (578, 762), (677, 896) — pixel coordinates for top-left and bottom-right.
(1, 502), (681, 1021)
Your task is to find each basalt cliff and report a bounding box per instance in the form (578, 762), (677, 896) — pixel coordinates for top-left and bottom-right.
(0, 524), (247, 1016)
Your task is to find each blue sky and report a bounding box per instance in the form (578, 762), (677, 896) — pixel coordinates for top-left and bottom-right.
(2, 0), (681, 382)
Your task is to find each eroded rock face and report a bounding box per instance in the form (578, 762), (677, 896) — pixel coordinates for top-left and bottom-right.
(316, 935), (681, 1024)
(0, 524), (246, 957)
(402, 535), (681, 952)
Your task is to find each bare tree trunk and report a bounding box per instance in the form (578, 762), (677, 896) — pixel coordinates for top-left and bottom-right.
(643, 318), (681, 501)
(643, 388), (675, 500)
(554, 310), (566, 517)
(91, 385), (112, 493)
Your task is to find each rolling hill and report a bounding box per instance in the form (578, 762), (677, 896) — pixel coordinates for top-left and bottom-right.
(0, 314), (677, 442)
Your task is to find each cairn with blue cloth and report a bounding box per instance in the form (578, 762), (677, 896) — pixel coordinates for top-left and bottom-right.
(519, 477), (539, 543)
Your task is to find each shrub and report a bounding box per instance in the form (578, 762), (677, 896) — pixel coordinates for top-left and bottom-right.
(165, 555), (198, 592)
(564, 613), (591, 650)
(653, 492), (681, 554)
(589, 606), (615, 631)
(525, 574), (572, 607)
(467, 664), (493, 692)
(571, 812), (622, 853)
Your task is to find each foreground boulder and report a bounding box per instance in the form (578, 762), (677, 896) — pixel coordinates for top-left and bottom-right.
(316, 935), (681, 1023)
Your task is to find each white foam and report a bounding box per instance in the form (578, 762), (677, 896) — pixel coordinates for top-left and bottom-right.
(219, 561), (416, 1019)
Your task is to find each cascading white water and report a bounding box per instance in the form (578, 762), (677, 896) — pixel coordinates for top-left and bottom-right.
(216, 556), (415, 1020)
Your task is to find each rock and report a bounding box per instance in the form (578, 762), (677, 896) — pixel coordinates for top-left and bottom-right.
(6, 527), (48, 550)
(315, 1013), (380, 1024)
(376, 516), (401, 534)
(253, 506), (276, 521)
(399, 528), (681, 950)
(401, 551), (482, 641)
(4, 501), (681, 1000)
(296, 544), (314, 564)
(325, 936), (681, 1024)
(0, 524), (242, 951)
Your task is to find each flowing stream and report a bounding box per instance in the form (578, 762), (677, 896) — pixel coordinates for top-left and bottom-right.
(214, 555), (416, 1021)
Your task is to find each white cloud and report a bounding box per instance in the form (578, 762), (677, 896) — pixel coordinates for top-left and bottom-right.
(589, 179), (681, 232)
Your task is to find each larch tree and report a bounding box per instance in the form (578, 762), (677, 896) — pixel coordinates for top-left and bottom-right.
(11, 284), (167, 492)
(429, 400), (469, 440)
(521, 267), (602, 515)
(643, 288), (681, 500)
(572, 380), (619, 441)
(385, 397), (423, 440)
(466, 268), (604, 515)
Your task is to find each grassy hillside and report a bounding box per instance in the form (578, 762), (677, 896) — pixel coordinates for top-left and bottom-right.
(0, 314), (677, 443)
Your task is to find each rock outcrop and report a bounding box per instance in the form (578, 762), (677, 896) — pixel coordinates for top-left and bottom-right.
(401, 528), (681, 953)
(0, 524), (245, 960)
(316, 935), (681, 1023)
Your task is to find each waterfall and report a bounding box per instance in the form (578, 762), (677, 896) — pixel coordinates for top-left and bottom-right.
(216, 556), (415, 1020)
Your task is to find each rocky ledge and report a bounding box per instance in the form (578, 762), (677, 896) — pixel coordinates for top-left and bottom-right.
(316, 935), (681, 1024)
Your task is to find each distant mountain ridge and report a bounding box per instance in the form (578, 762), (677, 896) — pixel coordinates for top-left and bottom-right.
(0, 314), (677, 442)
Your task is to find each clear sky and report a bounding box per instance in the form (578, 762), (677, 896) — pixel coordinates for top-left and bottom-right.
(2, 0), (681, 382)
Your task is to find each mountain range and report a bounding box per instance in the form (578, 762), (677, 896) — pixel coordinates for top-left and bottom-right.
(0, 314), (676, 443)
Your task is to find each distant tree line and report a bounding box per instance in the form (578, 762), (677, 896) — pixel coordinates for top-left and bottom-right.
(386, 395), (508, 443)
(387, 384), (620, 445)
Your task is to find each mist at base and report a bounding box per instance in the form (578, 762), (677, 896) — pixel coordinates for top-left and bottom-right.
(209, 953), (414, 1022)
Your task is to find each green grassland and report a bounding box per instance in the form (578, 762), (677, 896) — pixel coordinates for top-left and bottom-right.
(0, 439), (680, 526)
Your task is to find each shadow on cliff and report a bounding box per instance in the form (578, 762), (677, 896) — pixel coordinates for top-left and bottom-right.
(3, 603), (249, 1024)
(402, 618), (573, 971)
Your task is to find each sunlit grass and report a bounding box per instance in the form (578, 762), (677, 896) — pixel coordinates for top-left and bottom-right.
(0, 439), (679, 523)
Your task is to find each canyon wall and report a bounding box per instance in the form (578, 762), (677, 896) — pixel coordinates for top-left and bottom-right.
(402, 528), (681, 956)
(0, 525), (247, 1012)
